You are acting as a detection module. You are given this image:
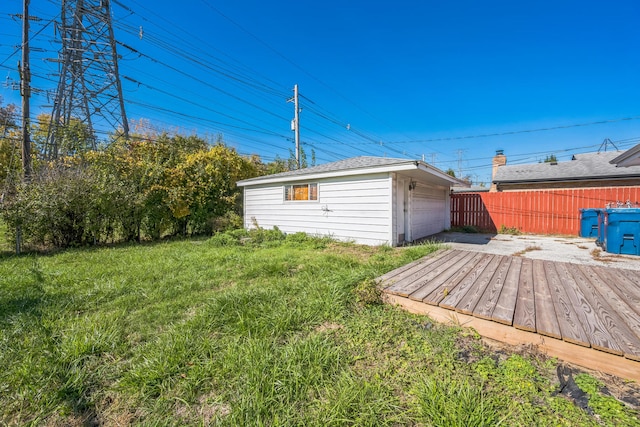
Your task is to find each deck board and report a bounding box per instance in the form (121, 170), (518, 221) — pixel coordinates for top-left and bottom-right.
(406, 251), (472, 302)
(454, 255), (503, 315)
(545, 261), (591, 347)
(423, 251), (487, 306)
(513, 258), (536, 332)
(490, 256), (521, 325)
(599, 268), (640, 316)
(474, 256), (513, 321)
(376, 249), (453, 284)
(378, 248), (640, 380)
(532, 259), (562, 339)
(561, 263), (623, 355)
(592, 267), (640, 335)
(383, 250), (458, 296)
(439, 253), (495, 311)
(409, 250), (478, 303)
(575, 265), (640, 360)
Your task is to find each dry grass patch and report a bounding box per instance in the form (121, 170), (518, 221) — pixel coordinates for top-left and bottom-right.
(513, 245), (542, 257)
(315, 322), (344, 333)
(174, 392), (231, 425)
(590, 248), (620, 263)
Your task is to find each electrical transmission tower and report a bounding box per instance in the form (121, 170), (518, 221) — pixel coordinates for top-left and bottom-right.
(598, 138), (619, 153)
(45, 0), (129, 159)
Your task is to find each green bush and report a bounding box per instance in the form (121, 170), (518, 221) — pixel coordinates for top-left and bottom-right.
(208, 232), (240, 247)
(2, 163), (100, 247)
(1, 138), (261, 249)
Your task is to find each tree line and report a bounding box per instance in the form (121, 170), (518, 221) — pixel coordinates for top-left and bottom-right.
(0, 100), (298, 249)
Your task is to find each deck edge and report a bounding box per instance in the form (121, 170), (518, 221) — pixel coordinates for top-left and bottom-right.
(384, 293), (640, 382)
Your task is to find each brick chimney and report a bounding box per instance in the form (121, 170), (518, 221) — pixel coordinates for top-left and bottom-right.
(490, 149), (506, 192)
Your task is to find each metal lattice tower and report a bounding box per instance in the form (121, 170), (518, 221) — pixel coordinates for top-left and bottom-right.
(45, 0), (128, 159)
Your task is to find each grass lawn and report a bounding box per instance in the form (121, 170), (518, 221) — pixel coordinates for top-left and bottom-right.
(1, 230), (638, 426)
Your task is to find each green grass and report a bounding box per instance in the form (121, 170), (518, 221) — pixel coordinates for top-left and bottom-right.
(1, 231), (638, 426)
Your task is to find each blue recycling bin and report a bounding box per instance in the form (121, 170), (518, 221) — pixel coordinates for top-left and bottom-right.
(579, 208), (601, 238)
(603, 208), (640, 255)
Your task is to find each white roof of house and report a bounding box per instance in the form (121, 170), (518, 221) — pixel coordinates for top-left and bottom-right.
(238, 156), (467, 187)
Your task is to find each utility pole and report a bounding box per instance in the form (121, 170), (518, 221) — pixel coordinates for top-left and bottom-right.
(288, 84), (301, 169)
(457, 149), (464, 178)
(20, 0), (32, 179)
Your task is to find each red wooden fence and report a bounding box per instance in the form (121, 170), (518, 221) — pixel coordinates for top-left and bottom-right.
(451, 187), (640, 235)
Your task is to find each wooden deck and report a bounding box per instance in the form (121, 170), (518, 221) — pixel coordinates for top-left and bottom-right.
(377, 249), (640, 381)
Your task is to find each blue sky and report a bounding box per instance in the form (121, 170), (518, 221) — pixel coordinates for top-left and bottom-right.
(1, 0), (639, 184)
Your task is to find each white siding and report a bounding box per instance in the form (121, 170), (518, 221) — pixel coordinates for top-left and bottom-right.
(243, 173), (393, 245)
(409, 184), (447, 240)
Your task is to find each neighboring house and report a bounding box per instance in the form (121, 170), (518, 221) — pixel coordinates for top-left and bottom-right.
(237, 156), (466, 246)
(492, 151), (640, 191)
(610, 143), (640, 167)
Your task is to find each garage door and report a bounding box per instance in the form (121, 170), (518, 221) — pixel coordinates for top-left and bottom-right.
(410, 185), (446, 240)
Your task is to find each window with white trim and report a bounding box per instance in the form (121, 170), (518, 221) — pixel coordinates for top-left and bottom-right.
(284, 183), (318, 201)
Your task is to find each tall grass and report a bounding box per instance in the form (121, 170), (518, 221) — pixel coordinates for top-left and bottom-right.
(0, 231), (636, 426)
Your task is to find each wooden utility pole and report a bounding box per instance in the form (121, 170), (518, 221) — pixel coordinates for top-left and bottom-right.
(20, 0), (32, 179)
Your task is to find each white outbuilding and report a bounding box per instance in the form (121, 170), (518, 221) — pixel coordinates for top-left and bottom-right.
(237, 156), (467, 246)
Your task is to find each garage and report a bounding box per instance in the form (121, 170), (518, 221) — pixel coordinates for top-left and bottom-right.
(410, 184), (447, 240)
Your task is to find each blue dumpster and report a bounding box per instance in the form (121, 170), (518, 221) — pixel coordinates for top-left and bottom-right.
(579, 208), (601, 238)
(603, 208), (640, 255)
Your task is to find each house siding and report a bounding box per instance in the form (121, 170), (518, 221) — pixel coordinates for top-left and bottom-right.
(244, 173), (393, 245)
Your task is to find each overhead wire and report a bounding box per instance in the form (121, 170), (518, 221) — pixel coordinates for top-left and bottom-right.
(3, 1), (639, 175)
(196, 0), (422, 146)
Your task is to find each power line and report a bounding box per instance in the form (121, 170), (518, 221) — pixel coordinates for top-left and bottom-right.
(389, 115), (640, 144)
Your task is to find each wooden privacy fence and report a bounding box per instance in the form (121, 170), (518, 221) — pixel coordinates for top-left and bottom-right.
(451, 187), (640, 235)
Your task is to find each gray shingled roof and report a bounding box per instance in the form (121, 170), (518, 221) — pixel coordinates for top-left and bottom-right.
(238, 156), (421, 184)
(493, 151), (640, 183)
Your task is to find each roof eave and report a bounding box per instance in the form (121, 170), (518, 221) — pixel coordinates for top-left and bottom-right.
(416, 162), (469, 187)
(610, 144), (640, 168)
(238, 160), (467, 187)
(237, 161), (421, 186)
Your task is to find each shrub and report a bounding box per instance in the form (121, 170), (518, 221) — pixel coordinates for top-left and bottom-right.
(353, 279), (382, 306)
(208, 231), (240, 247)
(2, 163), (101, 248)
(1, 138), (262, 249)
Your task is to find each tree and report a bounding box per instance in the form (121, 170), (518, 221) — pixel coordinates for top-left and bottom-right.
(287, 145), (316, 170)
(445, 168), (456, 177)
(165, 143), (260, 235)
(0, 101), (20, 190)
(264, 155), (289, 175)
(542, 154), (558, 163)
(32, 113), (94, 158)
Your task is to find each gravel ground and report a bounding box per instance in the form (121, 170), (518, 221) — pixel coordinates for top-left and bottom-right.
(431, 232), (640, 271)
